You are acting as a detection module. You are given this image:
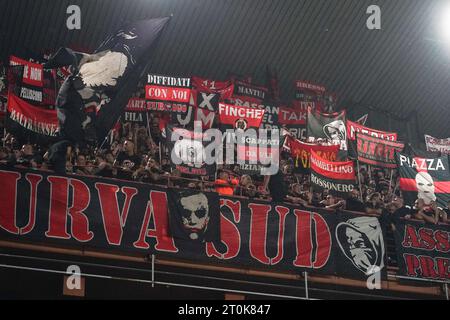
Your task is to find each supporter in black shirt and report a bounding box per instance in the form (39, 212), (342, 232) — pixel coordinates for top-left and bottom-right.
(94, 154), (113, 178)
(114, 139), (141, 180)
(392, 196), (412, 222)
(345, 189), (366, 212)
(267, 168), (287, 202)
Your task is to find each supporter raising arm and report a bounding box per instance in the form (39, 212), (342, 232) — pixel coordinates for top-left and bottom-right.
(413, 199), (438, 224)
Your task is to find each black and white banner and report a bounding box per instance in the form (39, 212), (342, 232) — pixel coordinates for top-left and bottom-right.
(164, 125), (217, 177)
(307, 108), (347, 153)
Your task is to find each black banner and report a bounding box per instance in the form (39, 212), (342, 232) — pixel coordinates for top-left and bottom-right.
(44, 18), (170, 144)
(168, 189), (220, 242)
(307, 108), (347, 152)
(393, 219), (450, 281)
(164, 126), (217, 176)
(0, 166), (388, 280)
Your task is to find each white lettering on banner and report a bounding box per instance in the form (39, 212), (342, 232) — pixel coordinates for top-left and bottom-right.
(295, 81), (326, 93)
(236, 85), (266, 100)
(311, 156), (353, 174)
(219, 103), (264, 119)
(147, 74), (191, 88)
(10, 109), (57, 136)
(311, 173), (354, 192)
(349, 123), (395, 141)
(20, 87), (42, 102)
(398, 154), (446, 171)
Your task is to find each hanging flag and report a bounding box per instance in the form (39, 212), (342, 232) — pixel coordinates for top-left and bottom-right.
(44, 17), (170, 145)
(229, 80), (268, 106)
(8, 62), (43, 105)
(10, 56), (43, 87)
(284, 136), (339, 171)
(235, 130), (280, 175)
(396, 152), (450, 208)
(167, 189), (221, 242)
(293, 80), (326, 112)
(122, 97), (148, 125)
(164, 125), (217, 177)
(347, 120), (397, 141)
(356, 132), (404, 168)
(146, 73), (191, 105)
(7, 92), (58, 137)
(310, 150), (356, 198)
(191, 76), (234, 100)
(218, 103), (265, 130)
(189, 90), (219, 129)
(307, 107), (347, 151)
(424, 134), (450, 155)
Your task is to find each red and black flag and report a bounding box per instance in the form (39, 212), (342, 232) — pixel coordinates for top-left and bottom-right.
(146, 73), (191, 112)
(167, 189), (220, 243)
(188, 90), (219, 129)
(218, 102), (265, 130)
(293, 80), (326, 112)
(122, 97), (148, 126)
(235, 130), (280, 175)
(347, 120), (398, 158)
(191, 76), (234, 100)
(284, 136), (339, 172)
(6, 92), (59, 141)
(347, 120), (397, 141)
(8, 56), (44, 105)
(356, 132), (404, 168)
(228, 80), (268, 107)
(396, 152), (450, 208)
(310, 150), (356, 198)
(44, 18), (170, 145)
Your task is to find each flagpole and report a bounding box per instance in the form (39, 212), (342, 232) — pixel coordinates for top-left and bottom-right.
(356, 159), (363, 201)
(97, 116), (121, 154)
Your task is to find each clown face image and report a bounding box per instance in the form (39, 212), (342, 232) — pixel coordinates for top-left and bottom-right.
(336, 216), (385, 275)
(415, 172), (436, 205)
(180, 193), (210, 240)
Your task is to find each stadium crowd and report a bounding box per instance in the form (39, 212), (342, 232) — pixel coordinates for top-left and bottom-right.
(0, 114), (449, 231)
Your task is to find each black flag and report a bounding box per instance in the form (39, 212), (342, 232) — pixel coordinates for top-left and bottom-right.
(167, 189), (221, 242)
(44, 18), (170, 145)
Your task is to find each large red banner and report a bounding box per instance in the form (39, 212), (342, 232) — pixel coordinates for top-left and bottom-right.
(347, 120), (397, 141)
(7, 93), (58, 136)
